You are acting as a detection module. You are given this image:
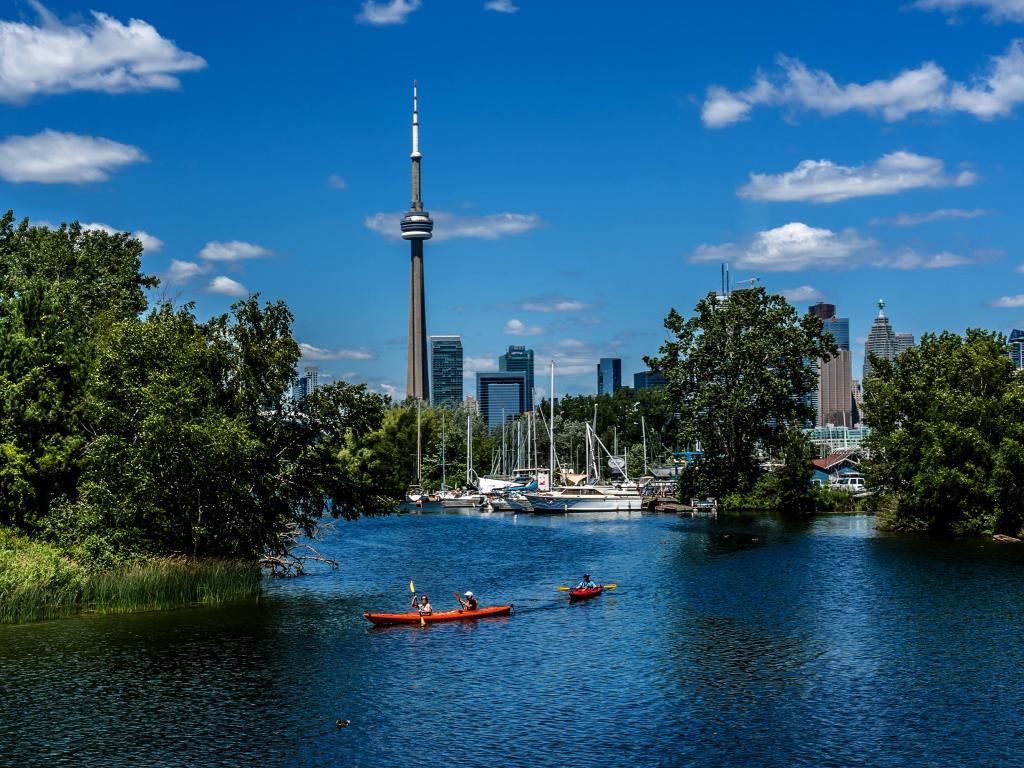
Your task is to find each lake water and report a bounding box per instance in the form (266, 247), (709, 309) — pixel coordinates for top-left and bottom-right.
(3, 511), (1024, 767)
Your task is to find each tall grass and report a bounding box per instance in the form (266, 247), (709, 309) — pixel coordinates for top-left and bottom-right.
(84, 557), (261, 614)
(1, 529), (261, 624)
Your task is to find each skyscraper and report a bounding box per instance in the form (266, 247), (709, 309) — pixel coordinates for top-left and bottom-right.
(1010, 329), (1024, 370)
(808, 304), (852, 427)
(430, 335), (463, 407)
(597, 358), (622, 396)
(819, 351), (853, 427)
(476, 371), (527, 430)
(634, 370), (667, 389)
(402, 82), (433, 401)
(499, 345), (534, 410)
(292, 365), (319, 402)
(864, 299), (915, 380)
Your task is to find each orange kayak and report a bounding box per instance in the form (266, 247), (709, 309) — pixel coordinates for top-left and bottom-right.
(363, 605), (512, 626)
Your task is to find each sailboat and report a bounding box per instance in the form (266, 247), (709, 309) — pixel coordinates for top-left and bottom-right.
(524, 363), (644, 513)
(441, 413), (484, 508)
(405, 400), (427, 504)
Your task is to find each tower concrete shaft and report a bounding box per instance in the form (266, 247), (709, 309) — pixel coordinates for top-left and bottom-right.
(401, 81), (433, 401)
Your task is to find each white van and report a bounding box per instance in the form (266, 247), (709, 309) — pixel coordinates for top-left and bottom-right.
(830, 475), (866, 493)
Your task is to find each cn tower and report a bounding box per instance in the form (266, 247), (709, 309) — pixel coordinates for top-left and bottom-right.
(401, 81), (433, 401)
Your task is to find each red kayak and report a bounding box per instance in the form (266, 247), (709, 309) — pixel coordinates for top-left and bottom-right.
(568, 586), (603, 601)
(363, 605), (512, 626)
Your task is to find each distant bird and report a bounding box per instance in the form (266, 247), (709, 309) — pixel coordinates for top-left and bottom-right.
(336, 719), (351, 729)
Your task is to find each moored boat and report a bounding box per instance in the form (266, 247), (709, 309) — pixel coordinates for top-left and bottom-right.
(568, 586), (603, 600)
(363, 605), (512, 626)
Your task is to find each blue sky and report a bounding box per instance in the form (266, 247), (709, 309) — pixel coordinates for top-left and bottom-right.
(2, 0), (1024, 397)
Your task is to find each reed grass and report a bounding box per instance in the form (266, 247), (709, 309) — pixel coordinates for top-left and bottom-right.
(0, 528), (261, 624)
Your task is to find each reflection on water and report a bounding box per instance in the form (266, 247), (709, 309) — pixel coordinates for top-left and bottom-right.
(4, 513), (1024, 767)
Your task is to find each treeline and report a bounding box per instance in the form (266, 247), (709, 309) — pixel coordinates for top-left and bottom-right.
(865, 329), (1024, 537)
(0, 212), (408, 569)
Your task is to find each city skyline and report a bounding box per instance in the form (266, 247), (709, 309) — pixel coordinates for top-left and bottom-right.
(4, 2), (1024, 398)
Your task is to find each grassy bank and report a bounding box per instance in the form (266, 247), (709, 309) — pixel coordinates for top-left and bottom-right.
(0, 529), (261, 624)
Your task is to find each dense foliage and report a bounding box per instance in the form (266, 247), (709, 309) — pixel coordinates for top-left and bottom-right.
(646, 288), (836, 501)
(0, 211), (401, 567)
(864, 329), (1024, 536)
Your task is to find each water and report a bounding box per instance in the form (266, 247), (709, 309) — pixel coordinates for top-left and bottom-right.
(4, 512), (1024, 767)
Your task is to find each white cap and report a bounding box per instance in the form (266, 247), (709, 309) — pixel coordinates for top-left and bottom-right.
(465, 591), (473, 597)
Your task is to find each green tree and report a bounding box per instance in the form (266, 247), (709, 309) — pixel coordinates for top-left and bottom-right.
(646, 288), (834, 498)
(864, 329), (1024, 536)
(0, 286), (86, 529)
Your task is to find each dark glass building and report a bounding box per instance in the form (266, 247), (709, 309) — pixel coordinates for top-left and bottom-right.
(1010, 329), (1024, 370)
(597, 358), (622, 396)
(476, 371), (527, 430)
(634, 370), (667, 389)
(430, 335), (463, 407)
(499, 345), (534, 410)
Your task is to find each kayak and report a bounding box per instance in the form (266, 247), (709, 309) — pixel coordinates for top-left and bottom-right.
(568, 586), (603, 600)
(363, 605), (512, 626)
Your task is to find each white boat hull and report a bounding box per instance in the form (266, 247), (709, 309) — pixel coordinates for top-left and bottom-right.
(524, 492), (644, 512)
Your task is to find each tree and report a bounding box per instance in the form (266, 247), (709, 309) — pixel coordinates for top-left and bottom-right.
(0, 286), (86, 529)
(646, 288), (834, 498)
(864, 329), (1024, 536)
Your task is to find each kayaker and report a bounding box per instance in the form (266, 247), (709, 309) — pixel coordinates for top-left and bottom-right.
(458, 591), (478, 611)
(576, 574), (598, 589)
(411, 594), (432, 615)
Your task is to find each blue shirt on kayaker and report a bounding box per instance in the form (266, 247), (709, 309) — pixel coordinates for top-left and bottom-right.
(576, 575), (598, 589)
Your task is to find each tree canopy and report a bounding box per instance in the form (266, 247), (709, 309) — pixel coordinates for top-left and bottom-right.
(645, 288), (835, 498)
(865, 329), (1024, 536)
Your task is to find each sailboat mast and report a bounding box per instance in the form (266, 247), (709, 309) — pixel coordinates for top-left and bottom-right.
(641, 414), (648, 476)
(416, 400), (421, 484)
(466, 413), (472, 486)
(441, 410), (446, 490)
(549, 361), (555, 490)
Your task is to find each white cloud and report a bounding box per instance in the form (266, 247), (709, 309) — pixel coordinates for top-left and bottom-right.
(299, 342), (377, 361)
(702, 41), (1024, 126)
(364, 211), (543, 241)
(520, 297), (589, 312)
(782, 285), (825, 302)
(463, 355), (499, 378)
(739, 151), (977, 203)
(915, 0), (1024, 23)
(0, 130), (146, 183)
(80, 222), (164, 252)
(198, 240), (274, 261)
(0, 2), (205, 103)
(326, 173), (347, 189)
(356, 0), (421, 25)
(484, 0), (520, 12)
(992, 294), (1024, 307)
(505, 318), (544, 336)
(888, 249), (972, 269)
(690, 222), (876, 271)
(164, 259), (211, 284)
(689, 222), (971, 272)
(870, 208), (993, 226)
(207, 276), (249, 297)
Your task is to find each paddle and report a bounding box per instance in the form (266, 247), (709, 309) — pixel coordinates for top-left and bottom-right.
(556, 583), (618, 591)
(453, 590), (465, 611)
(411, 580), (424, 627)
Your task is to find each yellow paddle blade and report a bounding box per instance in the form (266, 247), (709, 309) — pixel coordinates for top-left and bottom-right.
(420, 615), (425, 627)
(555, 586), (571, 591)
(602, 583), (618, 589)
(409, 580), (416, 593)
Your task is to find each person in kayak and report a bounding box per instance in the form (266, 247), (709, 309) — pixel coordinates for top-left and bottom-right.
(411, 594), (432, 615)
(576, 574), (598, 589)
(458, 591), (478, 611)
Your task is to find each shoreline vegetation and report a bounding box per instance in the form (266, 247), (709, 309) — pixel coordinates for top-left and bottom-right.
(0, 528), (259, 624)
(4, 212), (1023, 624)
